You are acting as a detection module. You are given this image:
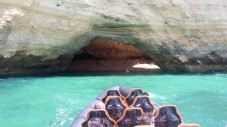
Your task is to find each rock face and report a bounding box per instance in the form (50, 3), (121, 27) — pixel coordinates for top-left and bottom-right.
(0, 0), (227, 77)
(78, 39), (149, 59)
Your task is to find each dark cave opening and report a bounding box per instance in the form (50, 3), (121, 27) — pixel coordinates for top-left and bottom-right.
(72, 52), (96, 60)
(66, 39), (161, 73)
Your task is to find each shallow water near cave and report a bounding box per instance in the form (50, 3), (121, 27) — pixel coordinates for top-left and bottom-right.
(0, 73), (227, 127)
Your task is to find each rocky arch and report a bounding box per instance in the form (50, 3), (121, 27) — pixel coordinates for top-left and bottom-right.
(66, 38), (161, 72)
(65, 24), (189, 73)
(0, 0), (227, 77)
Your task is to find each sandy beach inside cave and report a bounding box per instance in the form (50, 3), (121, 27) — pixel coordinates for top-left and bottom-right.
(66, 59), (162, 73)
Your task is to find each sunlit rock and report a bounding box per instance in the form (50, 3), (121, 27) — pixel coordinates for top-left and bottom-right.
(0, 0), (227, 77)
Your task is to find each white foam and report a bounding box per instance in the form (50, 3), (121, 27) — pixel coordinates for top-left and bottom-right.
(148, 92), (166, 100)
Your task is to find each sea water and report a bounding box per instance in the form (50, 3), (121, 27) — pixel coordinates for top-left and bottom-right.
(0, 73), (226, 127)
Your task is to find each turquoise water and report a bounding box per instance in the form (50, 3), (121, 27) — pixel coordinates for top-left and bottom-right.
(0, 73), (227, 127)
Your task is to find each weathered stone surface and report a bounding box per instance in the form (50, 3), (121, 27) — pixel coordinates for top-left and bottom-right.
(0, 51), (73, 77)
(79, 39), (149, 59)
(0, 0), (227, 77)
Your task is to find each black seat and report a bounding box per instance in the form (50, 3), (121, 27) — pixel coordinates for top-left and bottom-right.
(132, 96), (155, 113)
(126, 89), (143, 105)
(105, 96), (127, 121)
(117, 108), (150, 127)
(102, 90), (122, 102)
(82, 110), (115, 127)
(155, 106), (182, 127)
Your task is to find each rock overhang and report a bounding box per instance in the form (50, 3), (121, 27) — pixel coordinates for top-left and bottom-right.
(0, 0), (227, 77)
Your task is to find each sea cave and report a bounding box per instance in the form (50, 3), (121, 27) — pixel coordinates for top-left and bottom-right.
(66, 39), (161, 73)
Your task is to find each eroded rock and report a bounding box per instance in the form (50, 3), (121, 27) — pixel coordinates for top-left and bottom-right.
(0, 0), (227, 77)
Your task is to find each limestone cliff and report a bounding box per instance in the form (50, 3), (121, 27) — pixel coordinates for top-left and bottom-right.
(78, 39), (149, 59)
(0, 0), (227, 77)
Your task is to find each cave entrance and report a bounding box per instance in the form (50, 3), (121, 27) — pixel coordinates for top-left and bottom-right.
(66, 39), (161, 73)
